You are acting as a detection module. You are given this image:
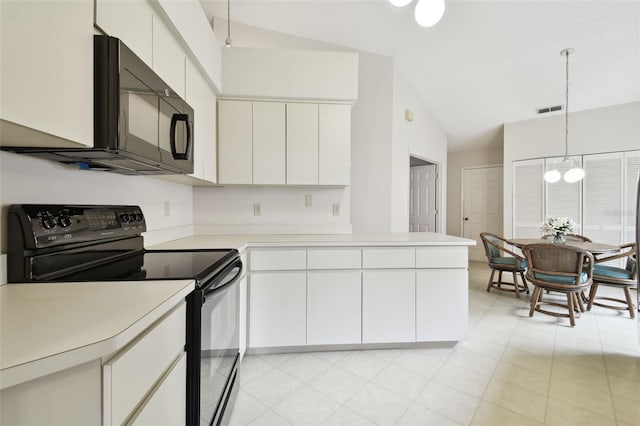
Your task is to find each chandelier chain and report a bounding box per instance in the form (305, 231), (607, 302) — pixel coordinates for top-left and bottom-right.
(564, 49), (569, 159)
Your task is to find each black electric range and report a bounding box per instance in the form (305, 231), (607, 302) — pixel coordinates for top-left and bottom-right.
(7, 204), (242, 426)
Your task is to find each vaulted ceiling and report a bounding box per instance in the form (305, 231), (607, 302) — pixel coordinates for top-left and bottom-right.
(200, 0), (640, 152)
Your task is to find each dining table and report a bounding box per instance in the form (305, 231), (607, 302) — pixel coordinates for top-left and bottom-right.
(506, 238), (619, 255)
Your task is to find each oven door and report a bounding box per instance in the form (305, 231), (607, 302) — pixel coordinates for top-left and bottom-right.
(199, 262), (241, 426)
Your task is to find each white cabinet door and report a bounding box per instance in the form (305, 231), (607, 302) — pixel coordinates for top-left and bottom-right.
(249, 272), (306, 347)
(319, 104), (351, 185)
(253, 102), (286, 184)
(0, 0), (94, 147)
(186, 58), (216, 183)
(94, 0), (153, 66)
(152, 13), (186, 98)
(131, 353), (186, 426)
(307, 271), (361, 345)
(362, 270), (415, 343)
(287, 103), (319, 184)
(218, 100), (253, 184)
(416, 269), (468, 342)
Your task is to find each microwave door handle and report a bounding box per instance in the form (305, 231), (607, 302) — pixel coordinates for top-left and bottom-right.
(170, 113), (191, 160)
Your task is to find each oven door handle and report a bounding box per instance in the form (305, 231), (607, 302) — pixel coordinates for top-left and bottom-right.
(203, 258), (243, 298)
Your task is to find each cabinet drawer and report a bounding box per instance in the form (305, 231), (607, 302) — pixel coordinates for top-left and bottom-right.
(103, 302), (186, 426)
(249, 249), (306, 271)
(307, 249), (361, 269)
(362, 248), (415, 269)
(415, 247), (468, 268)
(130, 353), (186, 425)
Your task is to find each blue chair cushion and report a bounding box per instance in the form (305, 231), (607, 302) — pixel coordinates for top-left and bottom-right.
(491, 256), (527, 269)
(594, 265), (633, 280)
(485, 236), (501, 259)
(534, 271), (589, 285)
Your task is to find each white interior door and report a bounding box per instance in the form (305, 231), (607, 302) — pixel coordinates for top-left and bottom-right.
(410, 165), (436, 232)
(462, 166), (503, 262)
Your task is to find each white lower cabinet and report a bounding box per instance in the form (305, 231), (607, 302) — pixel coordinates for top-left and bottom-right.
(239, 275), (248, 359)
(130, 353), (186, 425)
(362, 270), (416, 344)
(249, 272), (307, 347)
(416, 269), (468, 341)
(103, 302), (186, 425)
(307, 271), (361, 345)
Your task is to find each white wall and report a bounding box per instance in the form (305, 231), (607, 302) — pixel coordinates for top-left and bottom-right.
(503, 101), (640, 237)
(350, 52), (394, 233)
(390, 66), (448, 233)
(0, 152), (194, 252)
(447, 146), (503, 237)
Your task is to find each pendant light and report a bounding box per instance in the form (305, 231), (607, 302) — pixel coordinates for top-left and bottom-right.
(388, 0), (445, 28)
(544, 48), (585, 184)
(224, 0), (232, 47)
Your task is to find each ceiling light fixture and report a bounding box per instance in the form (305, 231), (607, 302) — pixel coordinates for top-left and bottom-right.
(224, 0), (232, 47)
(388, 0), (445, 28)
(543, 48), (585, 184)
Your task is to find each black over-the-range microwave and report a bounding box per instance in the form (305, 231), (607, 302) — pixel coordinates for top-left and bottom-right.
(3, 35), (194, 175)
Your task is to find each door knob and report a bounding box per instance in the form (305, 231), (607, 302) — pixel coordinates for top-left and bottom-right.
(464, 217), (469, 221)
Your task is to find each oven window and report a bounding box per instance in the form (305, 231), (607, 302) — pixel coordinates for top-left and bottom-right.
(200, 278), (239, 425)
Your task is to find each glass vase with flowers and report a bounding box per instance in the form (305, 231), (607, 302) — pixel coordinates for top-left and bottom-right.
(542, 216), (576, 244)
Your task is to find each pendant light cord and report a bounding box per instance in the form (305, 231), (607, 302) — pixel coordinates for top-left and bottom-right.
(564, 49), (569, 159)
(225, 0), (232, 47)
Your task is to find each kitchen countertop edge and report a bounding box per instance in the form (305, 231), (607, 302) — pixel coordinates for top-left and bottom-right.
(0, 280), (194, 390)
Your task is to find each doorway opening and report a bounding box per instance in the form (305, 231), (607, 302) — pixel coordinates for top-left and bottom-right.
(409, 155), (439, 232)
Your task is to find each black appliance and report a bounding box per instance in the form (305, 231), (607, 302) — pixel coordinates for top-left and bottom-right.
(7, 204), (240, 426)
(2, 35), (194, 175)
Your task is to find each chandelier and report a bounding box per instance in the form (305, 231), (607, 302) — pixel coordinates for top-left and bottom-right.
(543, 48), (585, 184)
(388, 0), (445, 28)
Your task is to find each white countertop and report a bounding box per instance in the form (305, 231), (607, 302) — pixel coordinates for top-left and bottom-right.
(0, 279), (194, 389)
(149, 232), (475, 251)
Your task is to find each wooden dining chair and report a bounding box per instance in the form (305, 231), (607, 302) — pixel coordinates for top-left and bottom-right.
(587, 242), (637, 319)
(480, 232), (529, 298)
(541, 234), (592, 242)
(523, 244), (594, 327)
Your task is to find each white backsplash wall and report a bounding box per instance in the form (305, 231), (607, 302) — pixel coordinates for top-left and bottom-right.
(193, 186), (352, 234)
(0, 151), (194, 253)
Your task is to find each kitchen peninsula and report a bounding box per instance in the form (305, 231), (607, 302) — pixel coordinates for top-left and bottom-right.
(151, 232), (475, 353)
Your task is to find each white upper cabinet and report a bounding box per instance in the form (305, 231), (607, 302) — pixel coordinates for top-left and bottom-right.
(218, 100), (253, 184)
(253, 102), (286, 185)
(94, 0), (153, 66)
(319, 104), (351, 186)
(152, 13), (186, 98)
(0, 0), (94, 148)
(286, 103), (319, 185)
(186, 58), (217, 183)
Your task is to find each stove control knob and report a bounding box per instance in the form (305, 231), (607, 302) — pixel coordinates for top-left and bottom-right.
(120, 213), (130, 223)
(58, 215), (72, 228)
(135, 213), (144, 222)
(41, 215), (55, 229)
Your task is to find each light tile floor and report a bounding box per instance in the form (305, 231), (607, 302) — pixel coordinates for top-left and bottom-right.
(227, 261), (640, 425)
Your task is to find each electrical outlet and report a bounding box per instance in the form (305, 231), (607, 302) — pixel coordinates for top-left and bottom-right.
(305, 194), (312, 207)
(333, 203), (340, 216)
(164, 201), (171, 217)
(253, 203), (262, 216)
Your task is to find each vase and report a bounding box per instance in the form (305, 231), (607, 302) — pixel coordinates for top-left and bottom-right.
(552, 232), (566, 244)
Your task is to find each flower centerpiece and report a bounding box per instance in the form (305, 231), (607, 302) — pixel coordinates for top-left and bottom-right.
(542, 216), (576, 244)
